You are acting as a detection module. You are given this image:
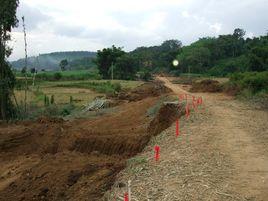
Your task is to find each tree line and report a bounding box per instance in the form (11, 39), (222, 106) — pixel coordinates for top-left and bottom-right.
(177, 28), (268, 76)
(94, 40), (182, 80)
(95, 29), (267, 80)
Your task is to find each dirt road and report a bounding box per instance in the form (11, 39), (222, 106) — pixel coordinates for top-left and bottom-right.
(109, 76), (268, 200)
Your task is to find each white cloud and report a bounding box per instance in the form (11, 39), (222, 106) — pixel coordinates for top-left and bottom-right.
(209, 23), (222, 33)
(182, 11), (190, 18)
(8, 0), (268, 60)
(141, 12), (167, 32)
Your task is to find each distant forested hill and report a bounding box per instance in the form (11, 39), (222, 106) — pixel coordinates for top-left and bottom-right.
(126, 29), (267, 76)
(11, 51), (96, 71)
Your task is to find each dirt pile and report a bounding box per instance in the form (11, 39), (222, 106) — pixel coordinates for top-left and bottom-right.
(190, 79), (222, 93)
(117, 81), (171, 101)
(0, 81), (181, 201)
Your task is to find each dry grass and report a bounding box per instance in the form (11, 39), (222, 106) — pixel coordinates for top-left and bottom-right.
(103, 106), (243, 201)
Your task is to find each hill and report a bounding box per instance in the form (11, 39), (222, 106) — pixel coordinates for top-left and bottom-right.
(11, 51), (96, 71)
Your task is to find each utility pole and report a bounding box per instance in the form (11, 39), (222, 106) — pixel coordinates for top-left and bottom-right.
(22, 16), (28, 115)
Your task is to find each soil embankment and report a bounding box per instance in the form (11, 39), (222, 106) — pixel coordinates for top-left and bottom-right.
(0, 81), (182, 201)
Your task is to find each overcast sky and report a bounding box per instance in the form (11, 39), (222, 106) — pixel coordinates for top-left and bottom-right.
(9, 0), (268, 61)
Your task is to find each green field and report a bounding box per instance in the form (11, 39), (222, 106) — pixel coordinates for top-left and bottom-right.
(15, 69), (101, 81)
(15, 79), (143, 106)
(14, 70), (143, 119)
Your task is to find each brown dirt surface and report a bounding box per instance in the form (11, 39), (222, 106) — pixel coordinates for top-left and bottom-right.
(117, 81), (172, 102)
(190, 79), (222, 93)
(0, 82), (177, 201)
(107, 76), (268, 200)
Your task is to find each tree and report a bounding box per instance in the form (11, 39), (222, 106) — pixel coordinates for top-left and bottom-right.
(248, 46), (268, 71)
(59, 59), (68, 71)
(21, 67), (26, 74)
(158, 40), (182, 71)
(233, 28), (246, 39)
(95, 45), (125, 79)
(160, 40), (182, 51)
(53, 72), (62, 80)
(30, 68), (36, 74)
(114, 55), (138, 80)
(0, 0), (19, 120)
(129, 39), (182, 73)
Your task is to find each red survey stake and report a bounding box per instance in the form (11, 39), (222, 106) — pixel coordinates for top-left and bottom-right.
(124, 192), (129, 201)
(154, 145), (160, 161)
(176, 119), (180, 137)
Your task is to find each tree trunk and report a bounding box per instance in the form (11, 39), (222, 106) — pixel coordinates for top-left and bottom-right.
(0, 26), (6, 120)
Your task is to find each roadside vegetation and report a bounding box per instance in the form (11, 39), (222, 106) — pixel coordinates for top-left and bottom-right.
(224, 72), (268, 105)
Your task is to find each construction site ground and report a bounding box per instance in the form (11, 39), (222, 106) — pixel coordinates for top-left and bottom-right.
(0, 77), (268, 201)
(107, 76), (268, 201)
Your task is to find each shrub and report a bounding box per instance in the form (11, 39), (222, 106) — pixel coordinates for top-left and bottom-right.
(113, 82), (122, 93)
(61, 104), (75, 116)
(53, 72), (62, 80)
(227, 71), (268, 95)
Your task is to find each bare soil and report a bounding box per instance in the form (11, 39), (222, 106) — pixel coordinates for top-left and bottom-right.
(0, 82), (180, 201)
(190, 79), (222, 93)
(108, 76), (268, 200)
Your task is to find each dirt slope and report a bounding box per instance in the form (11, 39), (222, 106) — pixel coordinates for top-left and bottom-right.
(108, 76), (268, 200)
(0, 82), (181, 201)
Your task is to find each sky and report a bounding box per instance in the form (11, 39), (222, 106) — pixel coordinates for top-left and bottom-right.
(9, 0), (268, 61)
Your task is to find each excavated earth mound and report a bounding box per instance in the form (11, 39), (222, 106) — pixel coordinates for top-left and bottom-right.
(190, 79), (222, 93)
(0, 82), (183, 201)
(117, 81), (172, 101)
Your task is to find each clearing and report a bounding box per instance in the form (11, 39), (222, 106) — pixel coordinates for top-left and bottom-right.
(1, 76), (268, 201)
(108, 76), (268, 200)
(0, 81), (177, 201)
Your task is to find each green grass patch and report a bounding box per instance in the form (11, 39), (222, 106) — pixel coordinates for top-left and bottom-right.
(36, 69), (101, 81)
(54, 81), (122, 94)
(15, 69), (101, 81)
